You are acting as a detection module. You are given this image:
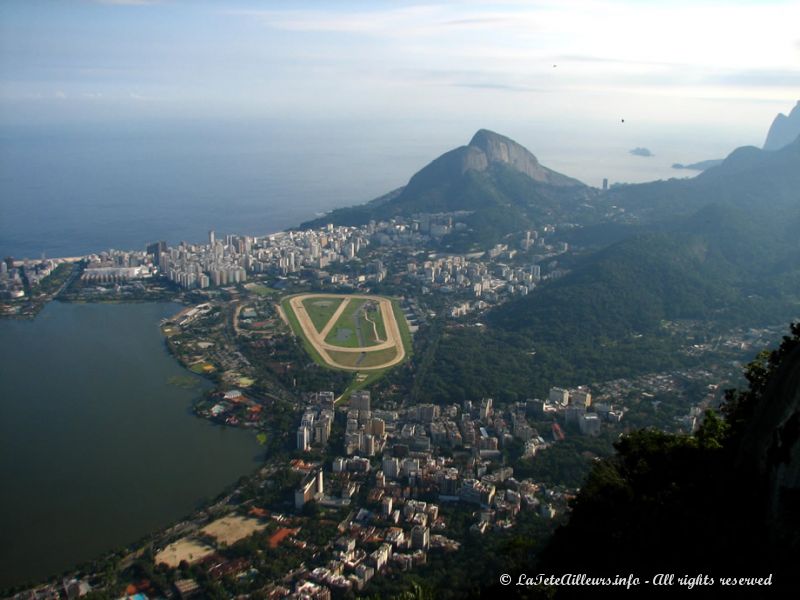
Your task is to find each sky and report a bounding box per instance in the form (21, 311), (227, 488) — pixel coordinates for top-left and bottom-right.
(1, 0), (798, 164)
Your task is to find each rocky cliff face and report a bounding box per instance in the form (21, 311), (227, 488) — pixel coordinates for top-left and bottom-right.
(467, 129), (582, 186)
(763, 100), (800, 151)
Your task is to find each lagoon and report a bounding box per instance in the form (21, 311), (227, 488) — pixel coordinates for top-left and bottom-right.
(0, 301), (261, 589)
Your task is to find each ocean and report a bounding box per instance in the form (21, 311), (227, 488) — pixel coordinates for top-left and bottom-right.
(0, 117), (742, 260)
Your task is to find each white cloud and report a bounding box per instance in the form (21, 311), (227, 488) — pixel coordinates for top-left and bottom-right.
(228, 0), (800, 73)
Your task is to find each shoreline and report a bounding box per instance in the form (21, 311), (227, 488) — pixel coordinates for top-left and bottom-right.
(0, 300), (267, 593)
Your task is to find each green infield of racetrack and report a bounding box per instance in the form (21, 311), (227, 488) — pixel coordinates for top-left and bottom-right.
(327, 347), (399, 369)
(323, 298), (385, 348)
(301, 296), (346, 333)
(281, 296), (328, 367)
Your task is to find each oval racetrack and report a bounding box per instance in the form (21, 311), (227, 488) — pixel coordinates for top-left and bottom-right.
(286, 294), (407, 371)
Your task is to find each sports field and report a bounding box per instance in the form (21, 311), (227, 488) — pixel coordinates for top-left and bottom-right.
(283, 293), (408, 371)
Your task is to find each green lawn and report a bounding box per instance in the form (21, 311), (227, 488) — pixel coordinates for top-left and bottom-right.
(359, 346), (399, 367)
(327, 347), (398, 368)
(391, 299), (414, 359)
(301, 296), (346, 333)
(246, 283), (279, 297)
(324, 298), (364, 347)
(363, 301), (386, 343)
(324, 298), (385, 348)
(282, 297), (328, 366)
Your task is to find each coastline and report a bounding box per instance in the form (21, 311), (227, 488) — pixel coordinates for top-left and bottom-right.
(0, 213), (412, 590)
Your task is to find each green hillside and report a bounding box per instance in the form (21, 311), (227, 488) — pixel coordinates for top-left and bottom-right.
(412, 224), (800, 403)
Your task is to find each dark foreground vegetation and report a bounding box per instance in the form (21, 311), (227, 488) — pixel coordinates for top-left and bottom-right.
(473, 323), (800, 599)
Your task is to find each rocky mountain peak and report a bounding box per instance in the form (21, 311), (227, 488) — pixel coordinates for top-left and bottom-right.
(463, 129), (579, 186)
(763, 100), (800, 151)
(469, 129), (540, 174)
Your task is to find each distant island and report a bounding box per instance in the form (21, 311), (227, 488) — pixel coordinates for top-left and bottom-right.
(671, 158), (723, 171)
(629, 147), (654, 157)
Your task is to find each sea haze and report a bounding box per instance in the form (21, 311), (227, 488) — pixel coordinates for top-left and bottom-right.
(0, 302), (261, 588)
(0, 118), (739, 259)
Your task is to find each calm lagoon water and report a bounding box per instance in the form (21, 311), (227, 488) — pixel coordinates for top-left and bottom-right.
(0, 301), (261, 588)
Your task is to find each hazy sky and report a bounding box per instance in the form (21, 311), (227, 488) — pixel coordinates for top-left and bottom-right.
(1, 0), (798, 139)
